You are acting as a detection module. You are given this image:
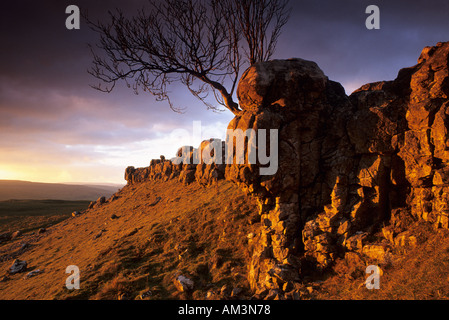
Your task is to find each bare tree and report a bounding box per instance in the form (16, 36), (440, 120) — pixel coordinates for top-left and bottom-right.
(86, 0), (290, 115)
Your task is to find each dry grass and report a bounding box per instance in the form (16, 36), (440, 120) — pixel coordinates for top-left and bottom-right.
(2, 178), (449, 300)
(0, 179), (259, 300)
(313, 221), (449, 300)
(0, 200), (90, 234)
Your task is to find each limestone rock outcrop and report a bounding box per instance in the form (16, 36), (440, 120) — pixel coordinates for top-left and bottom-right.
(125, 140), (227, 187)
(299, 41), (449, 274)
(124, 41), (449, 297)
(230, 58), (358, 291)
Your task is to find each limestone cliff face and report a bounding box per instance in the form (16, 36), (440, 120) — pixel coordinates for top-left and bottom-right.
(125, 41), (449, 296)
(348, 41), (449, 230)
(228, 58), (356, 291)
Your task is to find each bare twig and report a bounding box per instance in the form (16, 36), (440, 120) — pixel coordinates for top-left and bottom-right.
(85, 0), (290, 115)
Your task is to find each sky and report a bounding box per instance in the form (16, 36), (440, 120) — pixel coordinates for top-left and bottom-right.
(0, 0), (449, 184)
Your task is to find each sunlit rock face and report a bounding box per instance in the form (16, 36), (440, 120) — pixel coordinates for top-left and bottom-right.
(228, 42), (449, 292)
(349, 41), (449, 231)
(125, 42), (449, 296)
(229, 58), (357, 291)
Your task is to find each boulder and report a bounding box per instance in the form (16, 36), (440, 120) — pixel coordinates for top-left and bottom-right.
(362, 244), (391, 264)
(97, 196), (106, 205)
(173, 275), (194, 292)
(9, 259), (27, 274)
(179, 168), (196, 185)
(124, 166), (136, 184)
(11, 230), (22, 240)
(23, 269), (43, 280)
(344, 232), (369, 252)
(394, 231), (418, 248)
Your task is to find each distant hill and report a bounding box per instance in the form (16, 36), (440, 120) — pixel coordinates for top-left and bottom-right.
(0, 180), (124, 201)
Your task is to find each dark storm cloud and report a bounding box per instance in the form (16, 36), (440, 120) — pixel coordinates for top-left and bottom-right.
(2, 0), (448, 90)
(278, 0), (449, 91)
(0, 0), (228, 141)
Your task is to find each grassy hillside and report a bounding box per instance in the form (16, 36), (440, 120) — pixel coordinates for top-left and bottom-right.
(1, 178), (449, 300)
(0, 180), (122, 201)
(0, 200), (91, 234)
(0, 179), (260, 300)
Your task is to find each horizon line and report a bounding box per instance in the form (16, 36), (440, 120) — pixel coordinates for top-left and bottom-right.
(0, 179), (126, 186)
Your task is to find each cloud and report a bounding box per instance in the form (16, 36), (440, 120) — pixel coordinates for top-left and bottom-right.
(0, 73), (232, 183)
(0, 0), (448, 183)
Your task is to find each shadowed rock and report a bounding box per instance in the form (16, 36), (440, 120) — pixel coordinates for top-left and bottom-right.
(9, 259), (27, 274)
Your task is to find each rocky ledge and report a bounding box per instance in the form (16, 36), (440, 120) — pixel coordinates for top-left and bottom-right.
(125, 41), (449, 297)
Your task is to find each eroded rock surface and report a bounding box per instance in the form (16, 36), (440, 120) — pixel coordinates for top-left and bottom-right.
(124, 42), (449, 297)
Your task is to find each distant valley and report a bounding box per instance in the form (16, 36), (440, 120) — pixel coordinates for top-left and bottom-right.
(0, 180), (123, 201)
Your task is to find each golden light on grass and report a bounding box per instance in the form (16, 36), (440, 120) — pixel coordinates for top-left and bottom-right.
(0, 179), (260, 299)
